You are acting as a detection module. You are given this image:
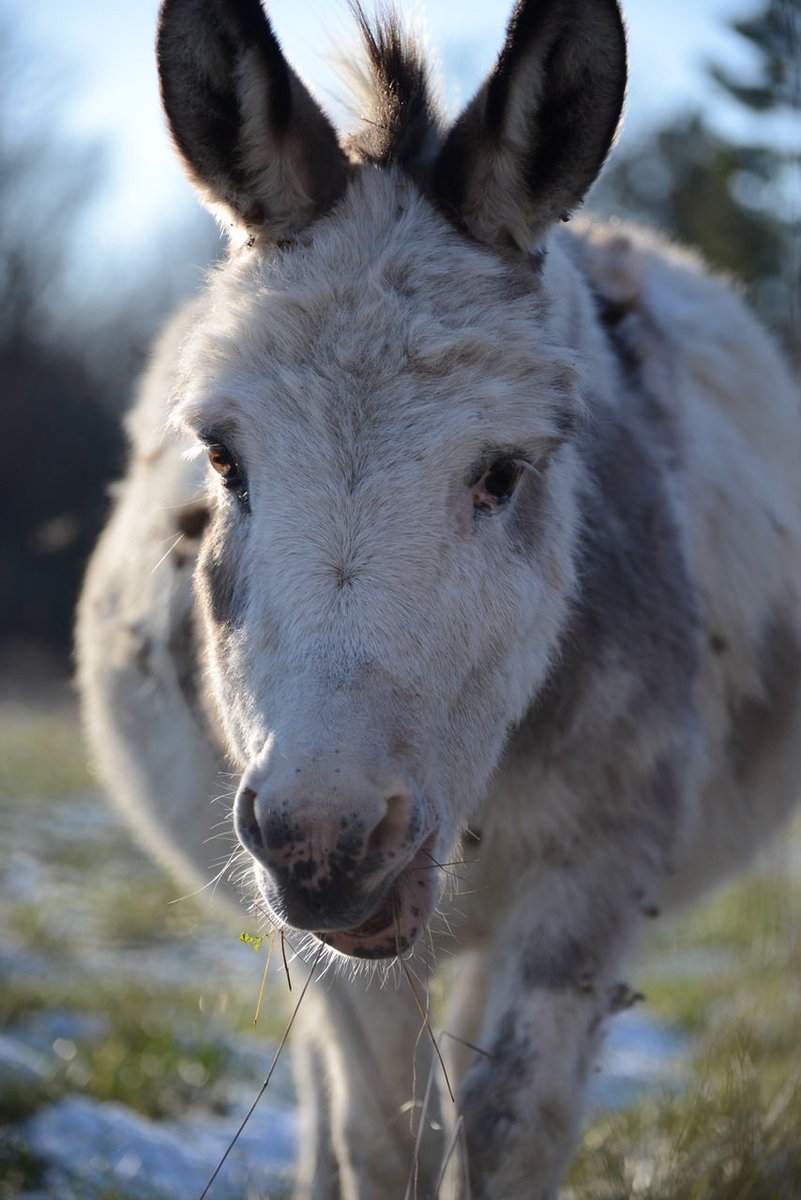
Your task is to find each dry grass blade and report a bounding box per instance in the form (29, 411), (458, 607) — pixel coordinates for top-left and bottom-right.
(253, 933), (275, 1026)
(440, 1029), (494, 1061)
(400, 955), (455, 1104)
(435, 1114), (468, 1198)
(420, 848), (474, 882)
(403, 1056), (437, 1200)
(198, 943), (323, 1200)
(458, 1115), (472, 1200)
(280, 926), (293, 991)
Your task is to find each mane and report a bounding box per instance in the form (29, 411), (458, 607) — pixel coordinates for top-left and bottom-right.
(340, 2), (445, 176)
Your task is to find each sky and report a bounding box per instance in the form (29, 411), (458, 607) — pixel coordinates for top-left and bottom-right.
(5, 0), (768, 294)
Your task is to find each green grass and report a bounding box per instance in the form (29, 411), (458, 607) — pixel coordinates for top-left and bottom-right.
(0, 699), (291, 1134)
(567, 840), (801, 1199)
(0, 703), (92, 799)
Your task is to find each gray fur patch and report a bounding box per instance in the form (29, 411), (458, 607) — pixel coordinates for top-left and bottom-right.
(519, 937), (599, 993)
(458, 1009), (534, 1183)
(202, 553), (240, 627)
(727, 612), (801, 784)
(167, 608), (202, 718)
(197, 522), (246, 628)
(507, 462), (552, 557)
(511, 402), (699, 764)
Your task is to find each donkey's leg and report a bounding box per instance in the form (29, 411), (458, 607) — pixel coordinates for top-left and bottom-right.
(294, 1024), (340, 1200)
(452, 861), (651, 1200)
(441, 949), (489, 1090)
(294, 971), (444, 1200)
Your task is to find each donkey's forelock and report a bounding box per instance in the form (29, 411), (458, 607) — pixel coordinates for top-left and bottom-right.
(340, 2), (446, 176)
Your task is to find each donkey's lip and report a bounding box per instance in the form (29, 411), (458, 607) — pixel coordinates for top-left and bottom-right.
(315, 835), (440, 960)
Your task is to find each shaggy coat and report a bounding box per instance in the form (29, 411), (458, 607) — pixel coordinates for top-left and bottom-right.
(77, 1), (801, 1196)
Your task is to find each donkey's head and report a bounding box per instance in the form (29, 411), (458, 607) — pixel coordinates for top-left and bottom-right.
(158, 0), (626, 958)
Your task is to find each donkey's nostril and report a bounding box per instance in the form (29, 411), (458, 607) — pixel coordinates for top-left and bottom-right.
(365, 791), (416, 860)
(234, 786), (265, 855)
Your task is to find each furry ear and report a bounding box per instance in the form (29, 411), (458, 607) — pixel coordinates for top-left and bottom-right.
(157, 0), (349, 241)
(432, 0), (627, 252)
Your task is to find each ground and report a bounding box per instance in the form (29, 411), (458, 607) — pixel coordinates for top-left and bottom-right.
(1, 690), (800, 1199)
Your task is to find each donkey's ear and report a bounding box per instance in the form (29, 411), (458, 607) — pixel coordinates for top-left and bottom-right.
(432, 0), (626, 252)
(157, 0), (349, 241)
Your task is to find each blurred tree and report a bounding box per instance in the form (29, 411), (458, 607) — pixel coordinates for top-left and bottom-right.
(0, 25), (125, 660)
(0, 23), (217, 665)
(594, 0), (800, 362)
(709, 0), (800, 114)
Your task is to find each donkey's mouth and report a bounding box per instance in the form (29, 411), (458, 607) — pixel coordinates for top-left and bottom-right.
(315, 837), (440, 960)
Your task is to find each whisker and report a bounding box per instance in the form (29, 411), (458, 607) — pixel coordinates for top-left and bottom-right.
(248, 901), (307, 966)
(167, 849), (241, 904)
(418, 849), (476, 883)
(433, 909), (458, 943)
(150, 533), (185, 574)
(198, 944), (323, 1200)
(206, 826), (235, 840)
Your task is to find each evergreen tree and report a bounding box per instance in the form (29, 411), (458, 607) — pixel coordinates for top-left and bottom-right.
(594, 0), (799, 361)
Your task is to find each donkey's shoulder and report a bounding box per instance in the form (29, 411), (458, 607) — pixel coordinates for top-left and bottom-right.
(563, 218), (798, 455)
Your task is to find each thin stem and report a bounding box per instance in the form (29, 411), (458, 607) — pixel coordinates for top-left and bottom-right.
(253, 934), (274, 1026)
(400, 956), (455, 1104)
(198, 944), (323, 1200)
(280, 926), (292, 991)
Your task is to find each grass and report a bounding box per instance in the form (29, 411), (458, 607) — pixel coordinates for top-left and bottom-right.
(0, 699), (291, 1137)
(567, 845), (801, 1199)
(0, 702), (93, 799)
(3, 698), (801, 1197)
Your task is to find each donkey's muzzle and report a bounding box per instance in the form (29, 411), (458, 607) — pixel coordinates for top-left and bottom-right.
(233, 779), (430, 938)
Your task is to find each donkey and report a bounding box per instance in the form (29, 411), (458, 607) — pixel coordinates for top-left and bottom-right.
(76, 0), (801, 1196)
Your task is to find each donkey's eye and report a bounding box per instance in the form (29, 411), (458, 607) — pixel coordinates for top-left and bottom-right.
(472, 459), (524, 515)
(208, 442), (237, 478)
(206, 442), (248, 504)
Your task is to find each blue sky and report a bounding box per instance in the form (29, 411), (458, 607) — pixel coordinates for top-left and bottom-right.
(5, 0), (769, 291)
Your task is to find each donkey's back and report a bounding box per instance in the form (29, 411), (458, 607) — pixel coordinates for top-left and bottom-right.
(564, 220), (801, 900)
(76, 0), (801, 1196)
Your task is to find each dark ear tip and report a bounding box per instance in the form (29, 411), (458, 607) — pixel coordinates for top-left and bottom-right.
(158, 0), (276, 58)
(156, 0), (347, 240)
(431, 0), (628, 249)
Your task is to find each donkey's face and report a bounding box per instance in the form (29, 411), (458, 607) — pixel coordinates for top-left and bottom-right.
(175, 180), (582, 956)
(159, 0), (626, 958)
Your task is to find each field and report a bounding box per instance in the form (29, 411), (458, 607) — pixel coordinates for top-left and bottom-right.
(1, 696), (800, 1199)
